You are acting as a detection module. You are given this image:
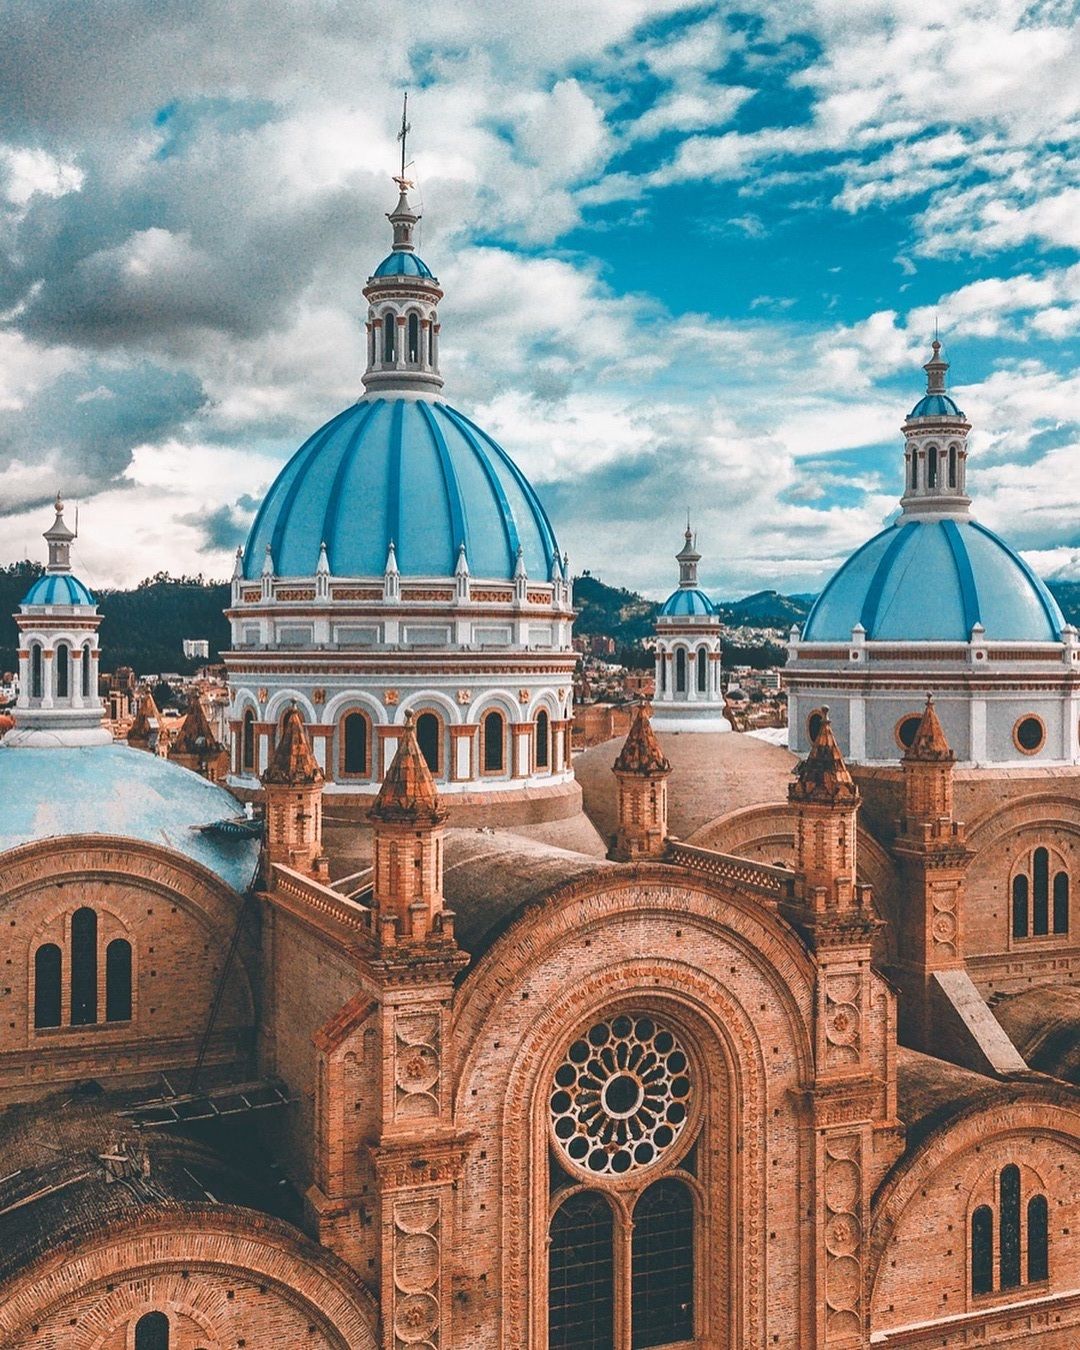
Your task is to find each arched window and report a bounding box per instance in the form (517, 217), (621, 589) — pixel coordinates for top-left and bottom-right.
(1054, 871), (1069, 935)
(407, 312), (420, 363)
(34, 944), (62, 1029)
(1028, 1194), (1049, 1282)
(241, 709), (256, 772)
(416, 712), (441, 775)
(696, 647), (707, 693)
(1012, 874), (1029, 939)
(631, 1178), (694, 1347)
(536, 710), (550, 769)
(135, 1311), (170, 1350)
(82, 644), (92, 697)
(70, 906), (98, 1027)
(948, 444), (958, 488)
(548, 1191), (615, 1350)
(1033, 847), (1050, 936)
(483, 710), (505, 773)
(927, 446), (938, 488)
(659, 655), (666, 693)
(971, 1205), (993, 1296)
(106, 938), (132, 1022)
(675, 649), (686, 694)
(382, 313), (395, 362)
(55, 644), (69, 699)
(429, 322), (436, 365)
(909, 450), (917, 491)
(1000, 1164), (1021, 1290)
(30, 643), (43, 700)
(343, 711), (369, 776)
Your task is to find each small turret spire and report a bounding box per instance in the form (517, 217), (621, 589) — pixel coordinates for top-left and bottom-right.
(675, 522), (701, 589)
(43, 493), (76, 573)
(923, 338), (948, 395)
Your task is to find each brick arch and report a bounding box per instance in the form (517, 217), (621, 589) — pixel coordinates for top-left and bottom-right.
(450, 867), (818, 1350)
(964, 791), (1080, 854)
(869, 1093), (1080, 1315)
(0, 1207), (379, 1349)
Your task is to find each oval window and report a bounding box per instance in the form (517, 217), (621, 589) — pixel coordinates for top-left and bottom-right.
(895, 714), (923, 750)
(807, 709), (825, 743)
(1014, 715), (1045, 755)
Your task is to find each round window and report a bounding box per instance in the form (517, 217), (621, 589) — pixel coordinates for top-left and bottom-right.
(807, 709), (825, 744)
(895, 714), (923, 750)
(1014, 715), (1045, 755)
(549, 1014), (691, 1177)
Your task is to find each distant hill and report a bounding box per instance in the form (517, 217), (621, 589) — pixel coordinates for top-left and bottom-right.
(716, 590), (813, 628)
(1048, 581), (1080, 627)
(573, 573), (659, 642)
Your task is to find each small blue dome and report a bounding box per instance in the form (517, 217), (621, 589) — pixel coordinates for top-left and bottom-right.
(803, 517), (1064, 643)
(909, 393), (963, 418)
(660, 587), (716, 617)
(22, 573), (96, 607)
(372, 251), (434, 279)
(245, 398), (559, 580)
(0, 743), (259, 891)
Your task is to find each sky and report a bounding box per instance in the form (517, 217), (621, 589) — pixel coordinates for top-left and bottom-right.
(1, 0), (1079, 600)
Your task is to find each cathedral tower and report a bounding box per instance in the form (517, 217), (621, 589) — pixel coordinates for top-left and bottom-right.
(609, 703), (671, 861)
(651, 524), (730, 733)
(262, 704), (326, 876)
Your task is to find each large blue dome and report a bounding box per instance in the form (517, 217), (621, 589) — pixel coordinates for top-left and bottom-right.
(659, 587), (716, 617)
(22, 573), (95, 607)
(803, 517), (1065, 643)
(245, 397), (560, 580)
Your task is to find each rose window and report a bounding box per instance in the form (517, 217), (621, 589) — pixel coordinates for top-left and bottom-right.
(549, 1014), (691, 1176)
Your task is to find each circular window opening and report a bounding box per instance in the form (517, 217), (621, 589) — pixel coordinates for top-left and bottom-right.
(549, 1014), (692, 1177)
(1014, 715), (1046, 755)
(807, 709), (825, 744)
(895, 714), (923, 750)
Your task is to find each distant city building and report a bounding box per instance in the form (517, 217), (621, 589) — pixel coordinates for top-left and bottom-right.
(182, 638), (210, 659)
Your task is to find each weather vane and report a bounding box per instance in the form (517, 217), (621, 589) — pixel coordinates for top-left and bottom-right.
(395, 91), (412, 190)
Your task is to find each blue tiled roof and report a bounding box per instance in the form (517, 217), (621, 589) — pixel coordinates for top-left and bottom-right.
(659, 587), (717, 617)
(244, 397), (560, 580)
(0, 743), (259, 892)
(909, 393), (964, 418)
(22, 573), (96, 607)
(372, 251), (435, 279)
(803, 517), (1065, 643)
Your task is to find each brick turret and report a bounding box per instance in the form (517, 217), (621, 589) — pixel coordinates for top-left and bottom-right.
(169, 695), (227, 781)
(609, 703), (671, 861)
(369, 711), (451, 945)
(261, 705), (326, 877)
(127, 689), (168, 756)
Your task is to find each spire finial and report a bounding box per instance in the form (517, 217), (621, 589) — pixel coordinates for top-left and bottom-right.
(395, 91), (412, 189)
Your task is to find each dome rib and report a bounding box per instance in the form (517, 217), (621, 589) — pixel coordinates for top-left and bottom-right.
(860, 522), (918, 634)
(22, 574), (96, 607)
(941, 518), (981, 635)
(387, 398), (406, 562)
(418, 400), (468, 569)
(969, 520), (1063, 637)
(321, 398), (384, 567)
(803, 527), (892, 638)
(439, 403), (520, 575)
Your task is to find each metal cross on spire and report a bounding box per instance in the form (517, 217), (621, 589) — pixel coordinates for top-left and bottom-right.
(396, 91), (412, 187)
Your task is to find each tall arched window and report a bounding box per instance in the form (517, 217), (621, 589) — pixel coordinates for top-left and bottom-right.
(135, 1311), (170, 1350)
(55, 643), (69, 699)
(631, 1179), (694, 1347)
(548, 1191), (615, 1350)
(1028, 1194), (1049, 1282)
(483, 710), (505, 773)
(696, 647), (707, 693)
(343, 711), (369, 776)
(34, 944), (62, 1029)
(416, 712), (441, 775)
(1033, 848), (1050, 936)
(675, 649), (686, 694)
(1000, 1164), (1021, 1289)
(382, 314), (395, 362)
(927, 446), (938, 488)
(659, 655), (666, 693)
(948, 444), (958, 488)
(971, 1205), (993, 1296)
(1054, 871), (1069, 935)
(407, 312), (420, 362)
(1012, 874), (1029, 939)
(82, 644), (92, 697)
(536, 709), (550, 769)
(30, 643), (43, 699)
(241, 709), (256, 772)
(106, 938), (132, 1022)
(428, 322), (436, 365)
(70, 906), (98, 1027)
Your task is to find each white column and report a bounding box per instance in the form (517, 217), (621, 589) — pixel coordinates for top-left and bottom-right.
(41, 647), (54, 708)
(16, 648), (29, 710)
(969, 697), (986, 764)
(849, 696), (866, 762)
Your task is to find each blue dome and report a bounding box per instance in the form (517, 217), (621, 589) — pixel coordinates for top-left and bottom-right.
(372, 251), (434, 279)
(0, 743), (259, 891)
(660, 587), (716, 617)
(803, 517), (1065, 643)
(22, 573), (96, 607)
(909, 393), (963, 418)
(245, 398), (560, 580)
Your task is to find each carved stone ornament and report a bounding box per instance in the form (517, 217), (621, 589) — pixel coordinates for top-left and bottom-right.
(312, 686), (326, 705)
(385, 689), (400, 705)
(456, 688), (472, 705)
